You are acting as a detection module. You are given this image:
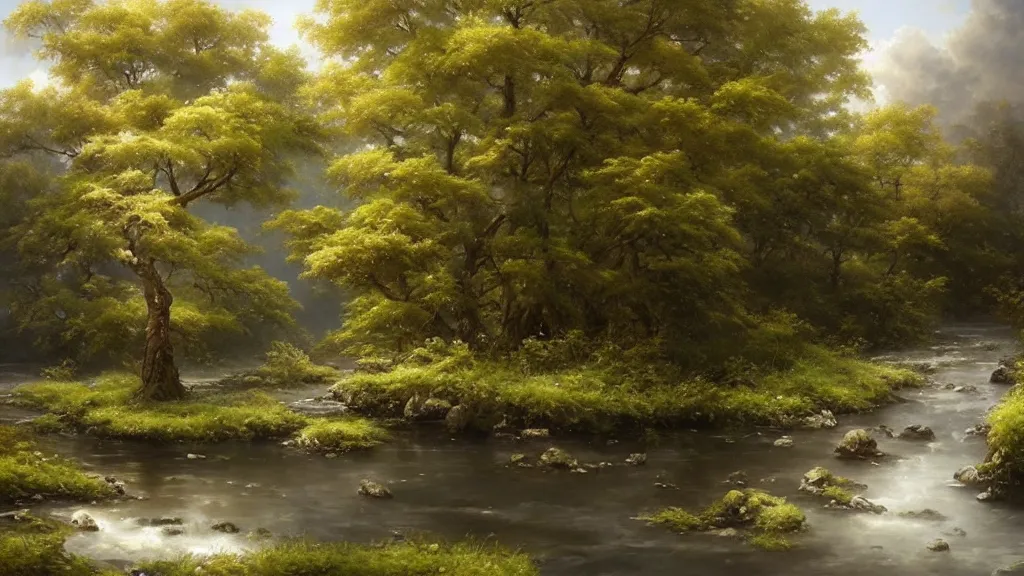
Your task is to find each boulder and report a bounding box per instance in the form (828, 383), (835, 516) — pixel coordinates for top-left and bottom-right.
(773, 437), (794, 448)
(161, 526), (184, 537)
(211, 521), (240, 534)
(358, 480), (393, 499)
(625, 453), (647, 466)
(712, 527), (740, 538)
(520, 428), (550, 439)
(800, 467), (832, 492)
(403, 396), (452, 421)
(71, 511), (99, 532)
(726, 470), (748, 487)
(847, 495), (887, 514)
(991, 365), (1014, 384)
(927, 539), (950, 552)
(898, 425), (936, 441)
(803, 410), (838, 429)
(977, 489), (997, 502)
(508, 453), (531, 468)
(835, 429), (883, 459)
(954, 465), (984, 487)
(444, 404), (472, 434)
(539, 447), (578, 469)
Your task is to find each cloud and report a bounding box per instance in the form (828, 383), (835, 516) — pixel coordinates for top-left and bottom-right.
(874, 0), (1024, 124)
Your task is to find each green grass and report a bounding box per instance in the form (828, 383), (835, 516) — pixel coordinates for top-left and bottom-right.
(14, 372), (388, 447)
(0, 426), (114, 505)
(0, 513), (117, 576)
(639, 489), (806, 550)
(334, 344), (921, 433)
(134, 540), (537, 576)
(822, 485), (854, 505)
(980, 364), (1024, 495)
(295, 419), (391, 452)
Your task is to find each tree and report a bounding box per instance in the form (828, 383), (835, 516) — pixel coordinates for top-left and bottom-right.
(272, 0), (871, 368)
(0, 0), (317, 399)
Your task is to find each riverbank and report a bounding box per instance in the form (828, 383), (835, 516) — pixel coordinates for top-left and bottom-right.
(335, 344), (922, 434)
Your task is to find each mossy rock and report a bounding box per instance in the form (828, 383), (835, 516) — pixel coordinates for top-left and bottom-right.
(834, 429), (883, 459)
(539, 447), (577, 469)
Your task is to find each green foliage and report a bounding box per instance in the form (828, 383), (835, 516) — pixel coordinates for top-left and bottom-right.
(294, 419), (389, 452)
(983, 367), (1024, 494)
(0, 426), (114, 504)
(822, 485), (854, 505)
(641, 488), (805, 550)
(225, 341), (340, 388)
(134, 540), (536, 576)
(0, 513), (116, 576)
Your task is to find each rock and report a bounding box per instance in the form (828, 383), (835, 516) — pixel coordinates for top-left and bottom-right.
(954, 465), (983, 487)
(508, 453), (530, 467)
(211, 521), (240, 534)
(654, 482), (678, 490)
(539, 447), (578, 469)
(773, 437), (794, 448)
(625, 453), (647, 466)
(403, 395), (452, 421)
(444, 404), (472, 434)
(946, 527), (967, 538)
(803, 410), (838, 429)
(991, 365), (1014, 384)
(712, 527), (740, 538)
(135, 517), (183, 527)
(848, 495), (887, 514)
(942, 383), (957, 390)
(927, 539), (950, 552)
(519, 428), (550, 439)
(898, 425), (936, 441)
(71, 511), (99, 532)
(993, 562), (1024, 575)
(871, 425), (895, 439)
(965, 423), (991, 438)
(186, 453), (206, 460)
(954, 385), (979, 394)
(897, 509), (947, 521)
(726, 470), (748, 487)
(977, 489), (997, 502)
(835, 429), (883, 459)
(358, 480), (392, 499)
(570, 467), (588, 474)
(254, 527), (272, 539)
(161, 526), (185, 536)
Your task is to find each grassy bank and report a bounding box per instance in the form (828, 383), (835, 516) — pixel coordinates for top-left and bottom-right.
(14, 373), (387, 450)
(979, 361), (1024, 497)
(0, 426), (114, 505)
(334, 344), (921, 434)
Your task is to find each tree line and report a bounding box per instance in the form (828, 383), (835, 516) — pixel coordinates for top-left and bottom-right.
(1, 0), (1022, 401)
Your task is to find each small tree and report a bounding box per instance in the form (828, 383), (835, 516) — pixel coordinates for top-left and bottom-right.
(1, 0), (317, 400)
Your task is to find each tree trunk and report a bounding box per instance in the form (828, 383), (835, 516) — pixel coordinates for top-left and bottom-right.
(136, 261), (185, 401)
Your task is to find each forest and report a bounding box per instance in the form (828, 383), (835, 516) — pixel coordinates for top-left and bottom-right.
(3, 0), (1024, 575)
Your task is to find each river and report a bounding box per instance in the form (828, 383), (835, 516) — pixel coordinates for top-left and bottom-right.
(2, 323), (1021, 575)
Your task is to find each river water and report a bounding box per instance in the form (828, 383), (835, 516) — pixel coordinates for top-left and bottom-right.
(2, 324), (1022, 575)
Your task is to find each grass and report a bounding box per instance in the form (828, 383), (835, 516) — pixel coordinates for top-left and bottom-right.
(0, 513), (117, 576)
(639, 489), (806, 550)
(134, 540), (537, 576)
(821, 485), (854, 505)
(14, 372), (388, 448)
(334, 344), (921, 433)
(980, 362), (1024, 496)
(0, 426), (114, 505)
(294, 419), (390, 452)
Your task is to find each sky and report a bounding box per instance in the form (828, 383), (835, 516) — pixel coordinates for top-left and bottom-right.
(0, 0), (975, 104)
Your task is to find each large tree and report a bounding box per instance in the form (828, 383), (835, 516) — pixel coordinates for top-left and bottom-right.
(0, 0), (316, 399)
(271, 0), (872, 367)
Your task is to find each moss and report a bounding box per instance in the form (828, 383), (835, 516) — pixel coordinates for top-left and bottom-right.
(822, 485), (854, 505)
(748, 532), (793, 551)
(14, 372), (386, 447)
(639, 507), (702, 532)
(134, 540), (537, 576)
(295, 419), (390, 452)
(983, 369), (1024, 496)
(0, 426), (114, 504)
(0, 513), (116, 576)
(333, 344), (922, 433)
(640, 489), (805, 550)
